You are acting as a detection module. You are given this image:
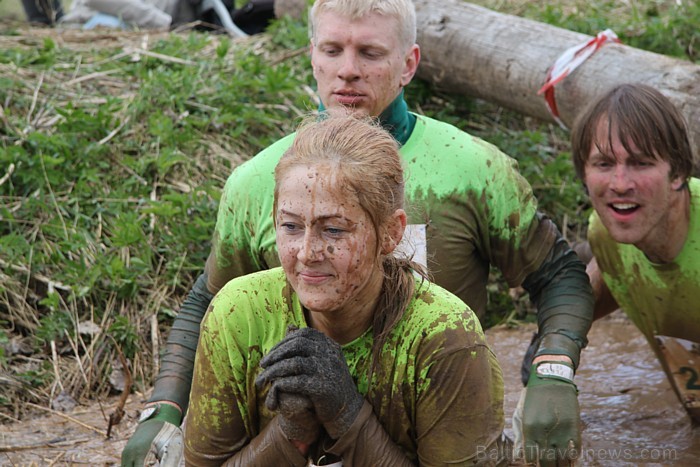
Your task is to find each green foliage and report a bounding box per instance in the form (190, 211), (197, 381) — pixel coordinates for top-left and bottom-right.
(35, 309), (72, 344)
(0, 19), (315, 407)
(0, 231), (31, 263)
(15, 360), (54, 389)
(268, 13), (311, 50)
(517, 0), (699, 62)
(626, 1), (700, 61)
(109, 316), (139, 359)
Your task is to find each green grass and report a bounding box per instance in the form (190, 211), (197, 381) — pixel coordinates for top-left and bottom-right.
(0, 0), (697, 415)
(471, 0), (698, 62)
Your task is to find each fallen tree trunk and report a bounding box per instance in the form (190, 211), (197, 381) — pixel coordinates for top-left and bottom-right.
(414, 0), (700, 167)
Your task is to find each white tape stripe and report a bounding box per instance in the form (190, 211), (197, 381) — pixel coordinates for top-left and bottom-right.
(536, 362), (575, 382)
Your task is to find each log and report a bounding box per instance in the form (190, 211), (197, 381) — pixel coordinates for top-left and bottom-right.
(414, 0), (700, 166)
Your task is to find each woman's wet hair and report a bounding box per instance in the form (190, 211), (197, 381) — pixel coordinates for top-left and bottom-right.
(571, 83), (694, 182)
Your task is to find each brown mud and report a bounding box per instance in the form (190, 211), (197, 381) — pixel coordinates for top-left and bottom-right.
(1, 311), (698, 466)
(494, 313), (700, 466)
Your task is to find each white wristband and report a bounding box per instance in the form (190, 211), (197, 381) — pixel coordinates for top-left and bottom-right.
(536, 362), (575, 382)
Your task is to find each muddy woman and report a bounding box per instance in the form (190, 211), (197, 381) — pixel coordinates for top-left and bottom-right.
(181, 113), (507, 465)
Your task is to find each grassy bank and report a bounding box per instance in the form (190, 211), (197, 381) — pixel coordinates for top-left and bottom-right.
(1, 0), (697, 419)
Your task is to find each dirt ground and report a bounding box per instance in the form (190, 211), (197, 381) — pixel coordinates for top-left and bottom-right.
(2, 312), (699, 466)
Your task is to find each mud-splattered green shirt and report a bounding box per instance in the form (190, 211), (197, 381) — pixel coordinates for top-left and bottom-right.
(185, 268), (505, 466)
(206, 114), (556, 319)
(588, 177), (700, 357)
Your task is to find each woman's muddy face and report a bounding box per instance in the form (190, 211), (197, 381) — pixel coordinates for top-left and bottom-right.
(275, 164), (382, 315)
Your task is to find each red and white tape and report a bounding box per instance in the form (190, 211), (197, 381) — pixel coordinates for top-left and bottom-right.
(538, 29), (621, 128)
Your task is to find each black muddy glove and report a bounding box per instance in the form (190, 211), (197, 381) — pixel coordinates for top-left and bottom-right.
(256, 327), (364, 440)
(262, 325), (321, 445)
(271, 391), (320, 445)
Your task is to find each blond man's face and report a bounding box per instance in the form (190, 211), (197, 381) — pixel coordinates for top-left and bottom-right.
(310, 11), (418, 117)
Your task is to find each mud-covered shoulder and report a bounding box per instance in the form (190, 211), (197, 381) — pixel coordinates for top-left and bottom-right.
(205, 268), (301, 344)
(398, 278), (487, 351)
(405, 115), (530, 199)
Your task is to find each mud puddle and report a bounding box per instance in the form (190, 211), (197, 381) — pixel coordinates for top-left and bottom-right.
(490, 312), (700, 466)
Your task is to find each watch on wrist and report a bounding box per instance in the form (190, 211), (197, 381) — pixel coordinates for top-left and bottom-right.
(535, 361), (575, 383)
(138, 404), (160, 423)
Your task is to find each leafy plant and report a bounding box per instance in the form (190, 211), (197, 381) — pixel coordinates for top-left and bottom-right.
(109, 316), (139, 359)
(35, 309), (72, 345)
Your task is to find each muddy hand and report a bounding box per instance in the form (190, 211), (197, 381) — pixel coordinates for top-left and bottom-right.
(121, 404), (182, 467)
(256, 327), (364, 440)
(275, 391), (321, 444)
(257, 325), (320, 444)
(522, 361), (580, 466)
